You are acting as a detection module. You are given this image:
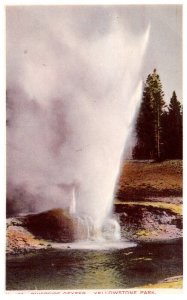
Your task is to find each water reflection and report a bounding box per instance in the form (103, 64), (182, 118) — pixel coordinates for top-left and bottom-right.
(6, 241), (182, 290)
(74, 251), (123, 289)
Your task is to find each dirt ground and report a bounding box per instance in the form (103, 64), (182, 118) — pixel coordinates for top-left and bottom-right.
(117, 160), (182, 201)
(115, 159), (183, 244)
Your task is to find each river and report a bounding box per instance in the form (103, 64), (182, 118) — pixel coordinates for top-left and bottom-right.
(6, 240), (182, 290)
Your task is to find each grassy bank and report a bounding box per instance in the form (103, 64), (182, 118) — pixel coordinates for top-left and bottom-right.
(117, 160), (182, 201)
(115, 200), (182, 215)
(115, 160), (183, 244)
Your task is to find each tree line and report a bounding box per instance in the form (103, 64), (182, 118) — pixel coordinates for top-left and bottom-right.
(133, 69), (183, 160)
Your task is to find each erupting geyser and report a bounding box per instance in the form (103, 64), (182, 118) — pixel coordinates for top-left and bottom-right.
(7, 7), (150, 243)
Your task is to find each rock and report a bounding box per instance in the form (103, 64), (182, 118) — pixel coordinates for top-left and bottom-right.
(7, 218), (23, 227)
(118, 202), (182, 242)
(24, 209), (76, 243)
(6, 208), (91, 255)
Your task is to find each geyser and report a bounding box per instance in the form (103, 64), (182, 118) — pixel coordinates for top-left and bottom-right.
(6, 7), (150, 242)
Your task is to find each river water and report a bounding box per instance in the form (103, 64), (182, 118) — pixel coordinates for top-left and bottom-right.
(6, 240), (182, 290)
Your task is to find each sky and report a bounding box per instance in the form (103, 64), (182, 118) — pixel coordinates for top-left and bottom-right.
(140, 5), (182, 103)
(113, 5), (182, 103)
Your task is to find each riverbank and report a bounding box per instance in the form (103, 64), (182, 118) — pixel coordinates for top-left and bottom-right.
(6, 160), (183, 255)
(115, 159), (183, 243)
(6, 217), (51, 255)
(6, 202), (183, 255)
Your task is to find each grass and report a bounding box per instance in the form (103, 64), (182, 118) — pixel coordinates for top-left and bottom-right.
(115, 200), (182, 215)
(117, 160), (182, 199)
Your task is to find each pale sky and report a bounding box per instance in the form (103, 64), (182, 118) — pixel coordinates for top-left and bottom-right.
(115, 5), (182, 103)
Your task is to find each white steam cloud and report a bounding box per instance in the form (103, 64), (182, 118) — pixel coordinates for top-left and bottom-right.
(7, 7), (149, 227)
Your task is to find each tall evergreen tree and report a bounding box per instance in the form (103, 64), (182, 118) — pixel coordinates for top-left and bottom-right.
(133, 83), (155, 159)
(164, 91), (183, 158)
(133, 69), (165, 160)
(148, 69), (165, 159)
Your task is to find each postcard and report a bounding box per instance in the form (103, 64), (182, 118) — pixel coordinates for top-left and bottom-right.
(4, 1), (183, 295)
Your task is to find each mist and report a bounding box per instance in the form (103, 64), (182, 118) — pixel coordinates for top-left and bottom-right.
(6, 6), (149, 227)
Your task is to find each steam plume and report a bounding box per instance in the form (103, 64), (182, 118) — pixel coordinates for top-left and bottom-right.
(7, 7), (149, 227)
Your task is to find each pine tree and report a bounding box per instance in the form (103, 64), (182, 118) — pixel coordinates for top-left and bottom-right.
(133, 83), (155, 159)
(133, 69), (165, 160)
(148, 69), (165, 159)
(165, 91), (183, 158)
(160, 109), (170, 159)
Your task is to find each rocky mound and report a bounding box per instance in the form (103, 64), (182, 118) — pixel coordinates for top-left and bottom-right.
(116, 202), (182, 242)
(6, 203), (183, 256)
(6, 218), (50, 255)
(6, 208), (78, 255)
(24, 208), (75, 242)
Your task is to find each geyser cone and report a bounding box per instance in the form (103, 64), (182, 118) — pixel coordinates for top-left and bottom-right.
(25, 209), (75, 243)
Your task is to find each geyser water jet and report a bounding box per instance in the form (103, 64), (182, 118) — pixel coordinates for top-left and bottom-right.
(6, 7), (150, 242)
(69, 187), (76, 215)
